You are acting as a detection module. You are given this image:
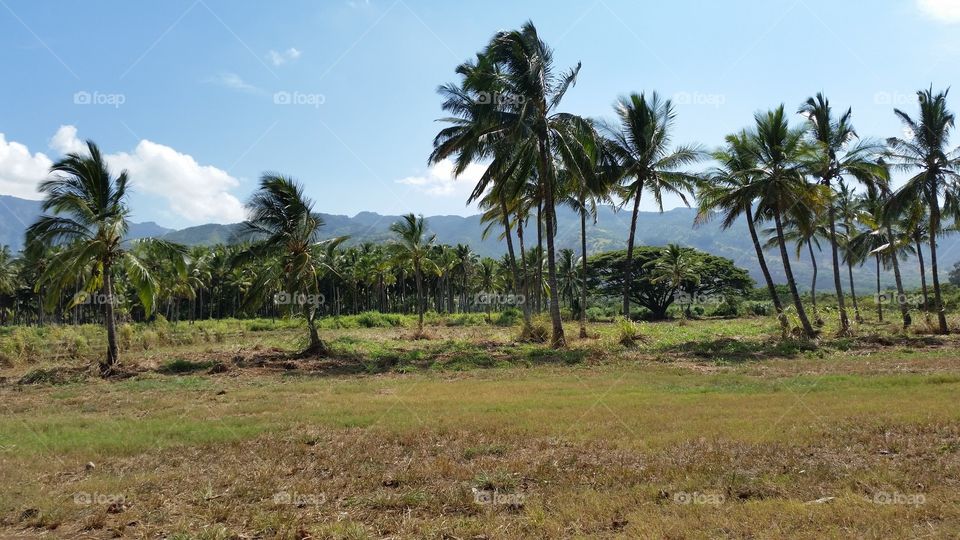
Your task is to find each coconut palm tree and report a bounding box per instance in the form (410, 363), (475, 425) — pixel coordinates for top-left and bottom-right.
(646, 244), (702, 319)
(240, 173), (342, 355)
(748, 106), (820, 338)
(763, 214), (828, 326)
(697, 130), (789, 334)
(26, 141), (180, 375)
(603, 92), (702, 318)
(799, 93), (886, 334)
(836, 181), (865, 322)
(886, 87), (960, 334)
(389, 213), (436, 334)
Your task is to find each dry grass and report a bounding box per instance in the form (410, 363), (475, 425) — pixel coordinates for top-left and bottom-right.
(2, 317), (960, 538)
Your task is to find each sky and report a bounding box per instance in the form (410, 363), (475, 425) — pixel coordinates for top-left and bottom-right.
(1, 0), (959, 229)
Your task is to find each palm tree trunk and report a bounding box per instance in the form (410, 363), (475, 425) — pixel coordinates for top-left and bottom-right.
(304, 306), (327, 356)
(928, 206), (949, 333)
(517, 214), (534, 328)
(875, 255), (883, 323)
(537, 139), (564, 348)
(500, 196), (530, 330)
(915, 235), (929, 312)
(579, 206), (588, 339)
(887, 225), (911, 329)
(415, 262), (424, 333)
(536, 199), (543, 314)
(774, 208), (815, 337)
(745, 206), (787, 333)
(846, 258), (862, 322)
(623, 186), (643, 317)
(808, 241), (821, 325)
(827, 203), (850, 333)
(102, 270), (119, 376)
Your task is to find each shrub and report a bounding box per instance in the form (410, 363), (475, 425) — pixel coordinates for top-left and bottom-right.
(615, 316), (642, 347)
(495, 307), (522, 327)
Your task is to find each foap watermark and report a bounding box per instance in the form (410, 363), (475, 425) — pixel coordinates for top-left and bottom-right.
(273, 292), (326, 307)
(673, 491), (725, 505)
(72, 291), (124, 306)
(673, 91), (726, 109)
(272, 491), (326, 506)
(476, 91), (525, 107)
(874, 291), (924, 307)
(74, 492), (125, 505)
(273, 91), (326, 108)
(474, 292), (525, 306)
(873, 91), (914, 107)
(472, 488), (526, 506)
(73, 91), (126, 108)
(673, 291), (725, 306)
(870, 491), (925, 506)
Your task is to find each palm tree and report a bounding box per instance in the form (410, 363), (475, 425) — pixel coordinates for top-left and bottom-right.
(886, 87), (960, 334)
(389, 213), (436, 334)
(836, 181), (864, 322)
(763, 215), (828, 326)
(603, 92), (702, 318)
(646, 244), (701, 319)
(240, 173), (341, 355)
(748, 106), (819, 338)
(26, 141), (179, 375)
(696, 130), (789, 334)
(799, 93), (886, 334)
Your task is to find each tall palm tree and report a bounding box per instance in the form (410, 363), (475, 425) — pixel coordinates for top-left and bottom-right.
(748, 106), (820, 338)
(836, 181), (864, 322)
(696, 130), (789, 334)
(886, 87), (960, 334)
(389, 213), (436, 333)
(799, 93), (886, 334)
(27, 141), (179, 375)
(240, 173), (341, 355)
(763, 215), (828, 326)
(603, 92), (702, 318)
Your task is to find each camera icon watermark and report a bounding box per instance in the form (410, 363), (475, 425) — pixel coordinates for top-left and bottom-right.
(73, 91), (126, 108)
(472, 488), (525, 506)
(473, 292), (525, 306)
(74, 492), (125, 505)
(873, 91), (913, 107)
(673, 491), (724, 505)
(272, 491), (326, 506)
(874, 291), (924, 307)
(870, 491), (925, 506)
(673, 91), (726, 109)
(475, 91), (525, 107)
(273, 91), (326, 108)
(273, 292), (326, 307)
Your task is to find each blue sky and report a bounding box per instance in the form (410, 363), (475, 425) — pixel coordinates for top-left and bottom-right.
(1, 0), (958, 228)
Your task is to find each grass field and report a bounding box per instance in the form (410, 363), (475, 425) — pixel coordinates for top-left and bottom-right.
(2, 316), (960, 538)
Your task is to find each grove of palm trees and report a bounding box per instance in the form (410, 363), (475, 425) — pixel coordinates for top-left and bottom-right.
(3, 12), (960, 540)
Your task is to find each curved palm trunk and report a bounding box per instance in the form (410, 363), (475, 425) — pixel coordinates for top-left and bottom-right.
(517, 215), (533, 329)
(745, 206), (787, 334)
(579, 206), (588, 339)
(915, 235), (929, 312)
(928, 207), (949, 334)
(886, 225), (911, 329)
(807, 242), (821, 325)
(846, 258), (862, 322)
(774, 208), (815, 338)
(304, 306), (328, 356)
(536, 138), (564, 348)
(623, 186), (643, 317)
(500, 196), (531, 330)
(536, 199), (543, 314)
(827, 203), (850, 333)
(875, 255), (883, 323)
(101, 270), (119, 376)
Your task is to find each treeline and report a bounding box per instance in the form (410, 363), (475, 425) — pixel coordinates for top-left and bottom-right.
(1, 20), (959, 374)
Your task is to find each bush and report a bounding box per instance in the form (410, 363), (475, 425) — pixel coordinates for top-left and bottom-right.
(495, 307), (522, 327)
(615, 316), (642, 347)
(744, 301), (772, 316)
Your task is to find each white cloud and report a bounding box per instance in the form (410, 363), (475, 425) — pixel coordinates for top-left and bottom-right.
(207, 72), (262, 94)
(267, 47), (302, 66)
(396, 159), (487, 197)
(0, 133), (53, 199)
(917, 0), (960, 23)
(0, 126), (246, 224)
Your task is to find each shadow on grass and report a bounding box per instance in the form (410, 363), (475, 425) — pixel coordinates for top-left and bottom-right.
(660, 337), (816, 363)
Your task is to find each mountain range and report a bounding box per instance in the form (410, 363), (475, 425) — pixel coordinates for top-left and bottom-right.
(3, 194), (957, 292)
